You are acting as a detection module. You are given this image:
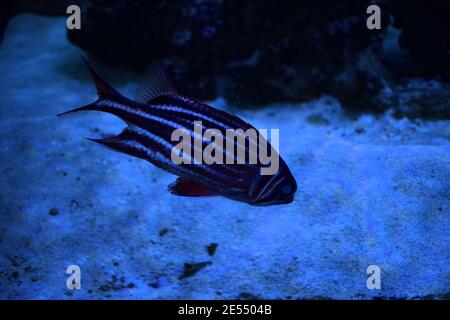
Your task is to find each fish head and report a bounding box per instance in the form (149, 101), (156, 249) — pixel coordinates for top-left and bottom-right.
(249, 164), (297, 206)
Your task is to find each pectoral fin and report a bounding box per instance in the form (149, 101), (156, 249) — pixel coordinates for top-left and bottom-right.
(168, 177), (217, 197)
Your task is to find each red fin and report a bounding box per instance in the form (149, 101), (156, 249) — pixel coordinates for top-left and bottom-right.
(57, 101), (100, 116)
(135, 62), (178, 104)
(168, 177), (217, 197)
(58, 54), (123, 116)
(86, 127), (147, 160)
(78, 53), (122, 99)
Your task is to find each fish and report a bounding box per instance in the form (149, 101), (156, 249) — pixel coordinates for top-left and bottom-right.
(59, 56), (297, 206)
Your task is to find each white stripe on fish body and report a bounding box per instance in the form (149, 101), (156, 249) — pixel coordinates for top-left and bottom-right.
(150, 104), (228, 130)
(121, 139), (237, 191)
(98, 100), (185, 133)
(128, 126), (237, 183)
(120, 139), (186, 177)
(175, 95), (198, 105)
(254, 171), (285, 202)
(149, 103), (260, 152)
(130, 125), (244, 179)
(129, 126), (191, 164)
(114, 99), (260, 162)
(99, 100), (207, 146)
(131, 141), (226, 190)
(100, 100), (257, 168)
(109, 104), (244, 177)
(154, 94), (246, 128)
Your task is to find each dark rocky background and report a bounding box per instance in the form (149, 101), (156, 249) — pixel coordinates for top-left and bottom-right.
(2, 0), (449, 118)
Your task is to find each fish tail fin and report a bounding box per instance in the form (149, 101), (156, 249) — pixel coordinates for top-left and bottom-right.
(78, 53), (122, 100)
(86, 128), (148, 160)
(57, 102), (99, 117)
(58, 54), (124, 117)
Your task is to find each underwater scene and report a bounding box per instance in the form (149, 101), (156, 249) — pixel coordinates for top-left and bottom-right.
(0, 1), (449, 300)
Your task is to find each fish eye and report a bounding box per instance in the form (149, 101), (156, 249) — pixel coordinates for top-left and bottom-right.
(280, 184), (293, 195)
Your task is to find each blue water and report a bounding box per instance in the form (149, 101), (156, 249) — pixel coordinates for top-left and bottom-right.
(0, 14), (449, 300)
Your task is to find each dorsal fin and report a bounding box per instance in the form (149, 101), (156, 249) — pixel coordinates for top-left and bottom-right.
(135, 62), (178, 104)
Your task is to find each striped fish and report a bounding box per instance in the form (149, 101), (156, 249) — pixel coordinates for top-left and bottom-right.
(59, 57), (297, 206)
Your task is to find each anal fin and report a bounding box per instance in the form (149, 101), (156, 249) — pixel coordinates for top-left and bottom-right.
(168, 177), (217, 197)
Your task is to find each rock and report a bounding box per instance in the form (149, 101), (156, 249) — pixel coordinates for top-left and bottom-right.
(66, 1), (387, 107)
(180, 261), (212, 280)
(394, 80), (450, 120)
(159, 228), (169, 237)
(49, 208), (59, 216)
(0, 0), (82, 42)
(238, 292), (259, 300)
(67, 0), (223, 101)
(306, 114), (330, 126)
(332, 47), (396, 113)
(206, 243), (218, 256)
(390, 0), (450, 81)
(18, 1), (86, 16)
(3, 1), (449, 114)
(0, 1), (18, 42)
